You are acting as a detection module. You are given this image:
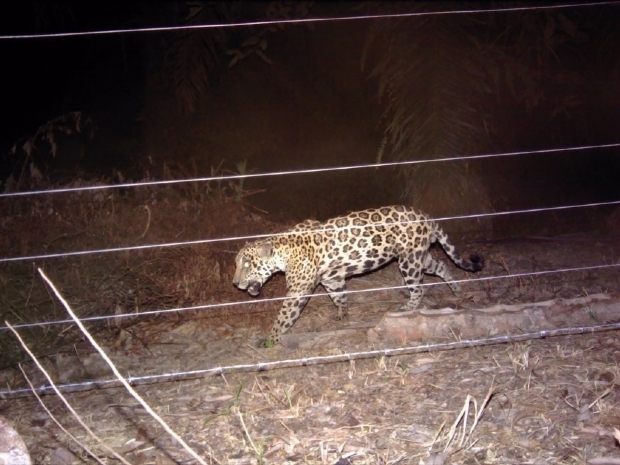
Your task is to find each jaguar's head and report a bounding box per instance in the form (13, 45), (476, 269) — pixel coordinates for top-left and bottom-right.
(232, 241), (277, 296)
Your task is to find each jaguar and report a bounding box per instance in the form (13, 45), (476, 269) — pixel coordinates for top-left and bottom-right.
(233, 205), (484, 344)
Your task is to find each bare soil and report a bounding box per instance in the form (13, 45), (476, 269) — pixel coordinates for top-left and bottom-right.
(2, 9), (620, 464)
(1, 188), (619, 464)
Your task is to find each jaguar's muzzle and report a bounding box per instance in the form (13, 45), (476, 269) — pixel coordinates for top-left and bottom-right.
(247, 281), (262, 296)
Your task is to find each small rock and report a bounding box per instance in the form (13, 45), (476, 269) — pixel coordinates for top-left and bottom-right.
(0, 414), (32, 465)
(49, 447), (76, 465)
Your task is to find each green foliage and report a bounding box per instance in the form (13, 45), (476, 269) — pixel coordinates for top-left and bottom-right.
(233, 158), (257, 202)
(365, 3), (493, 223)
(483, 8), (592, 116)
(3, 112), (96, 192)
(364, 2), (620, 232)
(165, 1), (313, 114)
(226, 1), (313, 68)
(165, 3), (234, 114)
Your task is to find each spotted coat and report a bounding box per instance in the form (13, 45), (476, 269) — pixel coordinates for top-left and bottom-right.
(233, 205), (484, 344)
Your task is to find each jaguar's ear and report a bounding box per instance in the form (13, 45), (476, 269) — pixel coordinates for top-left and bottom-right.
(258, 242), (273, 258)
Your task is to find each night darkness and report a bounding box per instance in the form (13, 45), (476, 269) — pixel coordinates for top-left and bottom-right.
(1, 1), (619, 231)
(3, 4), (620, 462)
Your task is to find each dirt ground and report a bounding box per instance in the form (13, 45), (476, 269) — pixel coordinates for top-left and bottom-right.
(0, 188), (619, 464)
(2, 6), (620, 463)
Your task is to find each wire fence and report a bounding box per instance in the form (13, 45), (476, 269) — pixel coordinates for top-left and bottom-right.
(1, 145), (619, 352)
(1, 142), (618, 199)
(1, 1), (619, 404)
(1, 194), (619, 265)
(1, 173), (618, 333)
(1, 1), (617, 41)
(2, 142), (619, 398)
(0, 261), (617, 332)
(3, 320), (619, 398)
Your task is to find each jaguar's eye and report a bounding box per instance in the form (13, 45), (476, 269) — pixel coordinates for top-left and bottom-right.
(244, 261), (250, 268)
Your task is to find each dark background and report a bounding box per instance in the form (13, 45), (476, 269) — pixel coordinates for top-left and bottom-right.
(1, 1), (619, 234)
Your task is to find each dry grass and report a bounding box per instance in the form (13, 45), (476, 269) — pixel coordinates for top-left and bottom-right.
(5, 332), (619, 464)
(0, 176), (279, 373)
(1, 179), (619, 463)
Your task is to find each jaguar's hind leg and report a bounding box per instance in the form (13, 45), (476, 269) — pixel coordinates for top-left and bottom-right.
(321, 275), (349, 320)
(423, 253), (460, 294)
(397, 251), (425, 311)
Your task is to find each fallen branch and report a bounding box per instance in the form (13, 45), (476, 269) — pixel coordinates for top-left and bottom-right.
(3, 320), (620, 399)
(37, 268), (208, 465)
(18, 364), (105, 465)
(6, 321), (128, 465)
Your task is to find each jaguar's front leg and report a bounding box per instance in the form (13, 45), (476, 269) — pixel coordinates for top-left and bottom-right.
(268, 282), (316, 345)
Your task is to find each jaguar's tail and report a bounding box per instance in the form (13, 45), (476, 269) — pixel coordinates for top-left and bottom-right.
(435, 225), (484, 272)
